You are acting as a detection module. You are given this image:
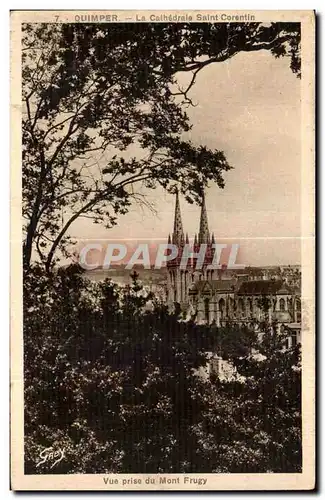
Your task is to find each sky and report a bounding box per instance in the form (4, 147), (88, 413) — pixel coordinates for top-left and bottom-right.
(71, 49), (301, 266)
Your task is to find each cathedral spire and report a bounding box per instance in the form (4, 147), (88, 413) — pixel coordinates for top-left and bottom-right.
(198, 192), (210, 244)
(172, 189), (184, 245)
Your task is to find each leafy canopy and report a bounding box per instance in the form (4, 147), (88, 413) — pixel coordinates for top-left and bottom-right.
(24, 265), (301, 474)
(22, 22), (300, 270)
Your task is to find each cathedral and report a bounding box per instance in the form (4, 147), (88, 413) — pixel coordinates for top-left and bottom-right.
(166, 192), (301, 348)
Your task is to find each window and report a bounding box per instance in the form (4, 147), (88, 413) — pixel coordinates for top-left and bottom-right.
(291, 332), (297, 347)
(204, 298), (210, 322)
(296, 299), (301, 321)
(219, 298), (225, 319)
(279, 298), (285, 312)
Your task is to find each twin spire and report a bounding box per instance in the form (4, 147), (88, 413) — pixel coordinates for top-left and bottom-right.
(169, 190), (215, 246)
(198, 192), (209, 244)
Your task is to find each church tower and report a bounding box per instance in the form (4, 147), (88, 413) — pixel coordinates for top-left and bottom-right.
(172, 189), (184, 247)
(198, 192), (210, 244)
(167, 190), (216, 309)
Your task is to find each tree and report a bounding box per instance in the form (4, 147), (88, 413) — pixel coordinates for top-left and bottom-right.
(23, 266), (256, 473)
(24, 266), (212, 473)
(22, 22), (301, 271)
(200, 320), (301, 473)
(24, 265), (301, 474)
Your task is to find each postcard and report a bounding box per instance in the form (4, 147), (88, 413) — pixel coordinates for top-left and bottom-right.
(10, 10), (315, 490)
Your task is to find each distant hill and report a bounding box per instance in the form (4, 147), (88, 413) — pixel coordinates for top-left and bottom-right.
(84, 265), (167, 285)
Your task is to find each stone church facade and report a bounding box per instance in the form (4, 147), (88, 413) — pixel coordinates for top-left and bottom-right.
(166, 192), (301, 348)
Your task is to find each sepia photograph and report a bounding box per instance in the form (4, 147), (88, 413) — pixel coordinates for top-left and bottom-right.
(10, 10), (315, 490)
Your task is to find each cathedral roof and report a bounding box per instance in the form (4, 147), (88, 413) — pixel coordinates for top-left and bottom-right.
(190, 279), (300, 297)
(237, 280), (292, 295)
(192, 279), (237, 293)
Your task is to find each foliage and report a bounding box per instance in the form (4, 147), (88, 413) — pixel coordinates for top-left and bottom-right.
(204, 324), (301, 473)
